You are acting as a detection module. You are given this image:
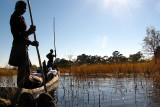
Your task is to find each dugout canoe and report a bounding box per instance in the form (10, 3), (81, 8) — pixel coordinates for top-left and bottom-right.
(0, 70), (60, 101)
(22, 70), (60, 98)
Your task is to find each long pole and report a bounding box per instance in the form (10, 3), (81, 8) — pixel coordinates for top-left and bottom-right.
(27, 0), (47, 92)
(53, 17), (56, 59)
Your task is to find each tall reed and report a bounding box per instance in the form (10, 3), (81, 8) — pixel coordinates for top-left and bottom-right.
(61, 61), (160, 78)
(0, 68), (17, 76)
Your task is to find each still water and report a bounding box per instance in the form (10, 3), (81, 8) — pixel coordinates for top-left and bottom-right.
(0, 74), (160, 107)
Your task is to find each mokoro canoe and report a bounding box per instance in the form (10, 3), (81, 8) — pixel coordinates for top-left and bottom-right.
(22, 70), (60, 97)
(0, 70), (60, 101)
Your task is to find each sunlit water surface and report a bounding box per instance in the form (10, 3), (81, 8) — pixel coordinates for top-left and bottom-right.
(0, 74), (160, 107)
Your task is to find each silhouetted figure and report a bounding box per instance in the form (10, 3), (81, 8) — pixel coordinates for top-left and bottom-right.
(8, 0), (39, 88)
(18, 92), (36, 107)
(18, 92), (56, 107)
(46, 49), (56, 69)
(36, 93), (56, 107)
(0, 92), (57, 107)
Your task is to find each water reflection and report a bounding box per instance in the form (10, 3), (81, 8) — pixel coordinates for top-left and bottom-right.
(56, 74), (160, 107)
(0, 76), (17, 87)
(0, 74), (160, 106)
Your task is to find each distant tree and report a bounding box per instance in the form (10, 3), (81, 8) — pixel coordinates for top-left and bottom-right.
(112, 51), (126, 63)
(67, 54), (74, 62)
(106, 51), (126, 63)
(90, 55), (102, 63)
(101, 56), (108, 63)
(55, 58), (70, 68)
(76, 54), (104, 64)
(67, 54), (74, 69)
(54, 58), (60, 63)
(112, 51), (120, 63)
(119, 56), (128, 63)
(76, 54), (90, 64)
(106, 56), (113, 64)
(142, 26), (160, 64)
(129, 51), (143, 63)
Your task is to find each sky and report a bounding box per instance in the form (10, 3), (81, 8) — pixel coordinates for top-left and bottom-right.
(0, 0), (160, 67)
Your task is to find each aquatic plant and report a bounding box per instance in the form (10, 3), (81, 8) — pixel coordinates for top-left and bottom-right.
(0, 68), (17, 76)
(58, 61), (160, 78)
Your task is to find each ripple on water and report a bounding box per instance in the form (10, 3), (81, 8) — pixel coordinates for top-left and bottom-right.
(1, 75), (160, 106)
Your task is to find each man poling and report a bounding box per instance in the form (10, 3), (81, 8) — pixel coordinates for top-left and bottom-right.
(9, 0), (47, 92)
(46, 18), (57, 70)
(46, 49), (56, 69)
(9, 0), (38, 88)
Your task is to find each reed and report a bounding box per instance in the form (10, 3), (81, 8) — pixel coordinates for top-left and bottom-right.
(0, 68), (17, 76)
(58, 68), (69, 73)
(60, 61), (160, 78)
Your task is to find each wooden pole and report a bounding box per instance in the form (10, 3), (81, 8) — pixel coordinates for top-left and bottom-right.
(53, 17), (56, 59)
(27, 0), (47, 92)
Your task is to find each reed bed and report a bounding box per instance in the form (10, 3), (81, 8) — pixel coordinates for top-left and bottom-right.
(57, 68), (69, 73)
(0, 68), (17, 76)
(1, 61), (160, 77)
(62, 61), (160, 78)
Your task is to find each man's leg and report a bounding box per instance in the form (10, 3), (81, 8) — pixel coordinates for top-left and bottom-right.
(17, 66), (30, 88)
(17, 66), (24, 88)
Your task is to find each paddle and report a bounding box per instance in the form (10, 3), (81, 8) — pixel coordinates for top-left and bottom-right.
(27, 0), (47, 92)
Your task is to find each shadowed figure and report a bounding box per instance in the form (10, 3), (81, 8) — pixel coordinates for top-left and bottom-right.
(18, 92), (56, 107)
(8, 0), (39, 88)
(18, 92), (36, 107)
(36, 93), (56, 107)
(46, 49), (56, 69)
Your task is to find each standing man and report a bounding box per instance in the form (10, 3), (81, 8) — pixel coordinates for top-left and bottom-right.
(9, 0), (39, 88)
(46, 49), (56, 69)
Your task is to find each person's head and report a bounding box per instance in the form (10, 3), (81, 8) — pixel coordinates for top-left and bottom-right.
(50, 49), (53, 53)
(37, 93), (56, 107)
(15, 0), (27, 15)
(18, 92), (36, 107)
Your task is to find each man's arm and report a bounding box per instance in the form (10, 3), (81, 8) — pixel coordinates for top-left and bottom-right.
(46, 54), (49, 59)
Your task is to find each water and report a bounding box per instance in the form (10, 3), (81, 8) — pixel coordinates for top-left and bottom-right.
(0, 75), (17, 87)
(55, 74), (160, 107)
(0, 74), (160, 107)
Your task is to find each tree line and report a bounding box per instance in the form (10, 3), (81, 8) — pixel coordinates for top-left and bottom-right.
(54, 51), (145, 68)
(54, 26), (160, 68)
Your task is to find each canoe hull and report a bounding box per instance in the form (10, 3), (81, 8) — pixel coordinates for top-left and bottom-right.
(0, 71), (60, 102)
(22, 74), (59, 98)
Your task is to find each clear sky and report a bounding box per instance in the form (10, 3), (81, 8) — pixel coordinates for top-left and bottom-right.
(0, 0), (160, 67)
